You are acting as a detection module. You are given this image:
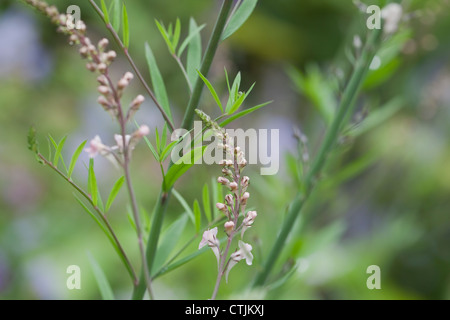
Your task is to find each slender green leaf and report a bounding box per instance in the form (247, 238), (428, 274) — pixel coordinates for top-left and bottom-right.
(100, 0), (109, 24)
(186, 18), (202, 86)
(172, 189), (195, 225)
(145, 43), (173, 122)
(74, 194), (107, 237)
(202, 184), (212, 222)
(105, 176), (125, 212)
(155, 127), (161, 154)
(111, 0), (121, 32)
(155, 20), (174, 54)
(225, 72), (241, 113)
(193, 199), (201, 233)
(177, 23), (205, 57)
(160, 139), (179, 163)
(220, 101), (272, 127)
(228, 91), (245, 115)
(172, 18), (181, 52)
(164, 146), (206, 191)
(197, 70), (223, 113)
(55, 136), (68, 170)
(222, 0), (258, 40)
(143, 136), (159, 162)
(151, 214), (188, 275)
(88, 158), (99, 206)
(349, 98), (404, 137)
(161, 123), (168, 153)
(87, 252), (115, 300)
(68, 140), (87, 179)
(122, 3), (129, 48)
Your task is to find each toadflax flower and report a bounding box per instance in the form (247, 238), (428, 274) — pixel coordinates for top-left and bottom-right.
(241, 211), (257, 238)
(85, 135), (109, 158)
(225, 241), (253, 283)
(199, 227), (220, 267)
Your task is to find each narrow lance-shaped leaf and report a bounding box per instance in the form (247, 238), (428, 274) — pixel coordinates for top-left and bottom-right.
(193, 199), (201, 234)
(164, 146), (206, 191)
(54, 136), (67, 170)
(151, 214), (188, 275)
(172, 18), (181, 52)
(145, 43), (173, 122)
(87, 252), (115, 300)
(222, 0), (258, 40)
(68, 140), (87, 179)
(100, 0), (110, 24)
(105, 176), (125, 212)
(88, 158), (99, 207)
(172, 189), (195, 225)
(225, 72), (241, 113)
(202, 183), (212, 222)
(177, 22), (205, 58)
(186, 18), (202, 87)
(197, 70), (223, 113)
(220, 101), (272, 127)
(111, 0), (121, 32)
(122, 3), (129, 48)
(155, 20), (174, 54)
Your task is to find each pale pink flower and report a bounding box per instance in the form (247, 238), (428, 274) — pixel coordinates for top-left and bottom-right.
(225, 241), (253, 283)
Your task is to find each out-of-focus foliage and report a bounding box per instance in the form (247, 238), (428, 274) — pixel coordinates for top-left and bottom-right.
(0, 0), (449, 299)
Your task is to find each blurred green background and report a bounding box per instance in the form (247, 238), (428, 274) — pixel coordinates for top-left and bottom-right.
(0, 0), (449, 299)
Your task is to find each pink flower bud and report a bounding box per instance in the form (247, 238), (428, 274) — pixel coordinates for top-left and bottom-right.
(217, 177), (230, 185)
(225, 194), (234, 206)
(123, 72), (134, 81)
(97, 63), (107, 73)
(98, 38), (109, 50)
(229, 182), (238, 191)
(97, 96), (110, 107)
(97, 85), (110, 95)
(241, 176), (250, 186)
(216, 203), (227, 211)
(137, 125), (150, 137)
(224, 221), (235, 235)
(97, 75), (108, 86)
(131, 95), (145, 108)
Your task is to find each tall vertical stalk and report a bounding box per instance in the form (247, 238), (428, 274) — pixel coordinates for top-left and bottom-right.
(131, 0), (234, 300)
(253, 27), (383, 287)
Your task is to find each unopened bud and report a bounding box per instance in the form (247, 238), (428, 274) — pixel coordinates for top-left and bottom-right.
(97, 95), (110, 107)
(97, 63), (107, 73)
(216, 203), (227, 212)
(217, 177), (230, 185)
(224, 221), (235, 235)
(97, 85), (110, 95)
(229, 182), (238, 191)
(131, 95), (145, 108)
(137, 125), (150, 138)
(225, 194), (234, 206)
(98, 38), (109, 50)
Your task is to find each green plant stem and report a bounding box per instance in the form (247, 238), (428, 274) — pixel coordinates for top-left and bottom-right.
(131, 188), (170, 300)
(37, 153), (138, 285)
(252, 27), (382, 288)
(130, 0), (233, 300)
(181, 0), (233, 130)
(88, 0), (175, 132)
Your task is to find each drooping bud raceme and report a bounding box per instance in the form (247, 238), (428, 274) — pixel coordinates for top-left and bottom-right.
(199, 228), (220, 267)
(196, 110), (257, 289)
(225, 241), (253, 283)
